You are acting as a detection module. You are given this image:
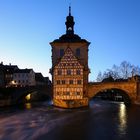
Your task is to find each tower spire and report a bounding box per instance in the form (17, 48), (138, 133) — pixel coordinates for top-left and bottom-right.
(65, 6), (75, 35)
(69, 5), (71, 16)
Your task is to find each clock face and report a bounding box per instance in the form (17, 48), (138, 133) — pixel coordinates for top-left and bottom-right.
(68, 27), (72, 31)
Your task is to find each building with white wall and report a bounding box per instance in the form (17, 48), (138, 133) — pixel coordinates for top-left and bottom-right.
(12, 69), (36, 87)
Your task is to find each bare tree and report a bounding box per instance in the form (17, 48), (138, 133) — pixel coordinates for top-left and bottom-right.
(112, 64), (120, 79)
(96, 61), (140, 81)
(120, 61), (132, 79)
(96, 71), (103, 82)
(133, 66), (140, 76)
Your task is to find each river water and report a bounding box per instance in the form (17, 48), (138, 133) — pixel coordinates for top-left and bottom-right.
(0, 99), (140, 140)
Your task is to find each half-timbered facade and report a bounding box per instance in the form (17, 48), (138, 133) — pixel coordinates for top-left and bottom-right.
(54, 47), (84, 100)
(50, 7), (90, 108)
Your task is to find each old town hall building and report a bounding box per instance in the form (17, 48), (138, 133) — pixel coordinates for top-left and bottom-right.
(50, 7), (90, 108)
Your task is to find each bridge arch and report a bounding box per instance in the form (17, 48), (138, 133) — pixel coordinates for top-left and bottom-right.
(11, 86), (52, 104)
(91, 88), (131, 104)
(88, 82), (138, 104)
(16, 91), (52, 104)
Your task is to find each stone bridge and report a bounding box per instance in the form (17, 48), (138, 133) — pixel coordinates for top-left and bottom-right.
(88, 81), (140, 104)
(0, 86), (52, 105)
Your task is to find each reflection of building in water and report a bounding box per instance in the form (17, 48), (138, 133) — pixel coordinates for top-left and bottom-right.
(118, 103), (127, 135)
(50, 6), (90, 108)
(25, 103), (32, 109)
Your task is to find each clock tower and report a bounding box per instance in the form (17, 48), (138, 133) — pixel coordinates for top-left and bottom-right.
(50, 7), (90, 108)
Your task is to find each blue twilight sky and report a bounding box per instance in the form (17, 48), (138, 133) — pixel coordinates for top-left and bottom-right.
(0, 0), (140, 81)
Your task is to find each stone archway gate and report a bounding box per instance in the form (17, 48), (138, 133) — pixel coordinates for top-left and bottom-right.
(88, 81), (140, 104)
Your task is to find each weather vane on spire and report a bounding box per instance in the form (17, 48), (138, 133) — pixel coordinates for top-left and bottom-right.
(69, 5), (71, 16)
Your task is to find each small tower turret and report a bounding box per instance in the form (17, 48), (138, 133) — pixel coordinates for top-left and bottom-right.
(65, 6), (75, 35)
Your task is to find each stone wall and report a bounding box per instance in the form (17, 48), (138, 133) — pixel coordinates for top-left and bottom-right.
(88, 81), (138, 103)
(53, 97), (89, 108)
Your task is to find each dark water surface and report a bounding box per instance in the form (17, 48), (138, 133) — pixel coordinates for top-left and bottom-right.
(0, 100), (140, 140)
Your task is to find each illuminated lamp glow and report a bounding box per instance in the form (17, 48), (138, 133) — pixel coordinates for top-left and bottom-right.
(25, 94), (31, 101)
